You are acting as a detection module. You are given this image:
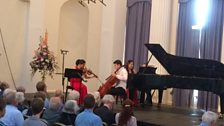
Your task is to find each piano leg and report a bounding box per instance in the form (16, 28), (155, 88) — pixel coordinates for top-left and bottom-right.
(140, 89), (164, 107)
(140, 89), (152, 106)
(158, 89), (163, 104)
(220, 94), (224, 114)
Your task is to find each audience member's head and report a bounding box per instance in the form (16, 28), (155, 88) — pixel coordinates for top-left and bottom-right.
(55, 89), (63, 97)
(31, 98), (44, 116)
(36, 81), (47, 92)
(68, 90), (80, 101)
(55, 89), (64, 101)
(0, 97), (6, 117)
(102, 94), (115, 110)
(16, 86), (26, 93)
(91, 91), (100, 106)
(63, 100), (79, 114)
(83, 94), (95, 109)
(0, 81), (9, 93)
(34, 91), (46, 101)
(16, 92), (25, 104)
(3, 88), (14, 96)
(201, 111), (218, 126)
(118, 99), (134, 126)
(49, 97), (62, 111)
(3, 89), (17, 106)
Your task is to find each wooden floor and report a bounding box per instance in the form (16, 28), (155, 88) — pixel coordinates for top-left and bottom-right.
(113, 103), (224, 126)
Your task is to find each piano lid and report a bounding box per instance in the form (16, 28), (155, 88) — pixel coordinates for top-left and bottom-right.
(145, 43), (224, 79)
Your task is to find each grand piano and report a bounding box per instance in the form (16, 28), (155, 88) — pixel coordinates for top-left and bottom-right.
(133, 43), (224, 113)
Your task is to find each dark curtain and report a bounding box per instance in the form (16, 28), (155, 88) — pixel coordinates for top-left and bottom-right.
(197, 0), (224, 111)
(173, 0), (200, 107)
(124, 0), (152, 69)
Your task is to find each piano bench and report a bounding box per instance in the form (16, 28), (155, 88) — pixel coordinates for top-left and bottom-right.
(114, 91), (127, 104)
(115, 95), (125, 104)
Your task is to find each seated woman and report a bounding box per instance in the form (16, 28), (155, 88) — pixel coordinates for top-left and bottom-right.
(16, 92), (27, 112)
(70, 59), (96, 104)
(125, 60), (138, 105)
(115, 99), (137, 126)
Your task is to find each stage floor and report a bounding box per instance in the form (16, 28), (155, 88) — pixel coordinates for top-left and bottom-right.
(113, 104), (224, 126)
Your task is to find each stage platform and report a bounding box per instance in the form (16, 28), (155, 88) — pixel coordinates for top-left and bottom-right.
(113, 104), (224, 126)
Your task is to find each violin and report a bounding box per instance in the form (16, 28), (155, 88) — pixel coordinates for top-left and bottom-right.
(83, 67), (104, 84)
(83, 68), (98, 78)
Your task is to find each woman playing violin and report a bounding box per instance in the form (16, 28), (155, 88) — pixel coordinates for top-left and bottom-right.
(70, 59), (96, 104)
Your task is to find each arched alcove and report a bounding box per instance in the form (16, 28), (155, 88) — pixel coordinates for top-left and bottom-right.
(58, 0), (89, 68)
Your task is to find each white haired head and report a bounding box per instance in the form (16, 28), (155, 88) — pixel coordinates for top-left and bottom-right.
(3, 88), (15, 97)
(3, 89), (17, 105)
(49, 97), (62, 111)
(201, 111), (218, 126)
(68, 90), (80, 101)
(16, 92), (25, 103)
(63, 100), (79, 114)
(91, 91), (100, 103)
(102, 94), (115, 104)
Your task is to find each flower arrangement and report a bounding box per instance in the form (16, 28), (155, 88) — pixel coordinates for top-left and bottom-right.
(30, 31), (58, 81)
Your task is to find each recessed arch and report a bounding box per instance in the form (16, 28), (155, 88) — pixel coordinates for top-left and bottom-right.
(58, 0), (89, 67)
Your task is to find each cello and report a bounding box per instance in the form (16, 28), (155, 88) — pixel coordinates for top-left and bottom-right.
(98, 67), (122, 98)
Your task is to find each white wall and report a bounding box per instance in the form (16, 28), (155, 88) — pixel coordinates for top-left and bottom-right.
(0, 0), (127, 93)
(58, 0), (89, 68)
(149, 0), (178, 105)
(98, 0), (127, 84)
(0, 0), (29, 89)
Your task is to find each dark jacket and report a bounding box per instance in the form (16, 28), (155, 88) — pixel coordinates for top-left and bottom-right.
(42, 109), (61, 126)
(59, 112), (76, 126)
(94, 106), (116, 126)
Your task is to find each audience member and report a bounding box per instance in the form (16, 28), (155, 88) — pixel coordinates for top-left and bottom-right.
(16, 86), (30, 108)
(91, 91), (101, 108)
(16, 86), (26, 94)
(42, 97), (62, 125)
(0, 89), (24, 126)
(55, 89), (64, 102)
(94, 94), (116, 126)
(54, 89), (64, 111)
(75, 94), (102, 126)
(0, 97), (6, 126)
(0, 82), (9, 97)
(67, 90), (80, 101)
(16, 92), (27, 112)
(24, 98), (47, 126)
(115, 99), (137, 126)
(36, 81), (49, 108)
(25, 91), (47, 116)
(34, 91), (47, 101)
(199, 111), (218, 126)
(59, 100), (79, 125)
